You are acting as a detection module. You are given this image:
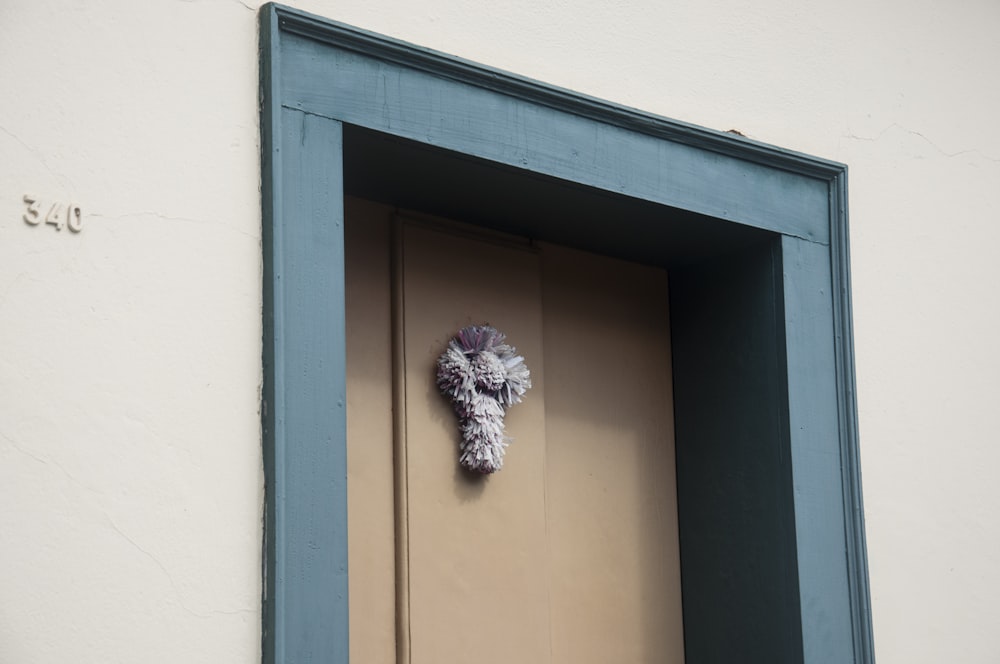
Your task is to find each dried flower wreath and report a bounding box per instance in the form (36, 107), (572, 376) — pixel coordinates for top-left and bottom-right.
(436, 325), (532, 474)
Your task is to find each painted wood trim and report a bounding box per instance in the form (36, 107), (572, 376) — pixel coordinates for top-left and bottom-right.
(277, 33), (829, 244)
(261, 56), (350, 664)
(829, 171), (876, 662)
(389, 218), (411, 664)
(669, 238), (804, 662)
(781, 234), (855, 661)
(260, 3), (875, 662)
(259, 8), (281, 660)
(268, 4), (845, 181)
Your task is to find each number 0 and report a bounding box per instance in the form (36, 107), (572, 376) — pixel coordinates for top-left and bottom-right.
(68, 205), (83, 233)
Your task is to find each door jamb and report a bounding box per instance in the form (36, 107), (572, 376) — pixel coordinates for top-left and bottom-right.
(259, 4), (874, 663)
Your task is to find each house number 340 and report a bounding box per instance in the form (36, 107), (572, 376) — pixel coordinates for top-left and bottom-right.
(23, 194), (83, 233)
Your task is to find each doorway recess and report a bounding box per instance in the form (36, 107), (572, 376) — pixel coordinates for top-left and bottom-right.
(260, 4), (874, 663)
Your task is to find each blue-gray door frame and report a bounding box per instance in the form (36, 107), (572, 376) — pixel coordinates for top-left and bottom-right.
(260, 4), (875, 663)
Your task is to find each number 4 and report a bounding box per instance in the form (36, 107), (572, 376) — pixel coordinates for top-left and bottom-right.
(45, 203), (65, 231)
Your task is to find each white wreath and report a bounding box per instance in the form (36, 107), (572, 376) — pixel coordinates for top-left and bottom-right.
(436, 325), (531, 474)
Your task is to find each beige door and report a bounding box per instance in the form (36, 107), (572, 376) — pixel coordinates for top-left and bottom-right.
(345, 197), (684, 664)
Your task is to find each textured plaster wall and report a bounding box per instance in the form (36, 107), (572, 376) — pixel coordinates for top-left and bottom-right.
(1, 0), (998, 662)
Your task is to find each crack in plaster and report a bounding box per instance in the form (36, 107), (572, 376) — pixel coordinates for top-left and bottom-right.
(104, 514), (255, 620)
(0, 125), (76, 187)
(88, 211), (260, 241)
(0, 427), (93, 493)
(1, 429), (254, 621)
(844, 123), (1000, 162)
(0, 428), (52, 467)
(179, 0), (256, 11)
(0, 273), (30, 310)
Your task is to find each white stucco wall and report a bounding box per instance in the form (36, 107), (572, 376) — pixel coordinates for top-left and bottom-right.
(2, 1), (997, 662)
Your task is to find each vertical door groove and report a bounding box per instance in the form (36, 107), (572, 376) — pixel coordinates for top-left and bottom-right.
(391, 217), (412, 664)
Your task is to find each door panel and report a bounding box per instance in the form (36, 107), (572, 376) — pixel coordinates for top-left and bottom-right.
(345, 198), (397, 664)
(542, 244), (684, 663)
(402, 222), (551, 664)
(346, 197), (684, 664)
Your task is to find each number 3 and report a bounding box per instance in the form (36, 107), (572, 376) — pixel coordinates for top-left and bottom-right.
(23, 194), (41, 225)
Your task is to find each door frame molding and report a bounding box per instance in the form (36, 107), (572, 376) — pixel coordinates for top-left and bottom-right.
(259, 4), (874, 662)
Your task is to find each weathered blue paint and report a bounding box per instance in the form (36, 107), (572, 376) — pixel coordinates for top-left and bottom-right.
(782, 234), (854, 662)
(259, 9), (282, 660)
(260, 3), (874, 663)
(262, 14), (349, 658)
(670, 238), (804, 663)
(278, 32), (830, 244)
